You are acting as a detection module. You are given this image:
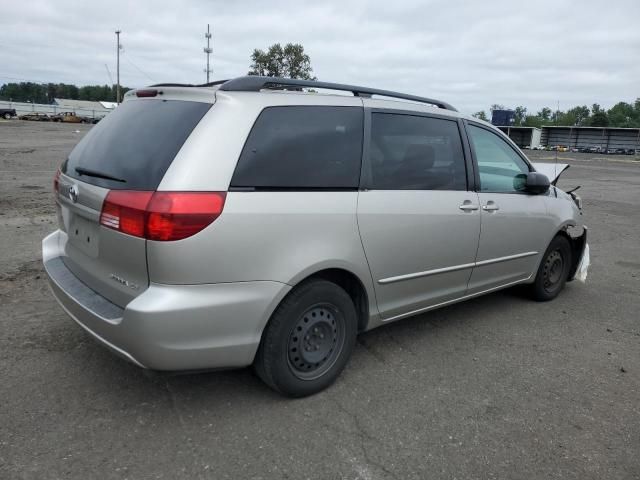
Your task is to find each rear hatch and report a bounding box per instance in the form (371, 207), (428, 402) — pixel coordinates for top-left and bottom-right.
(55, 96), (212, 307)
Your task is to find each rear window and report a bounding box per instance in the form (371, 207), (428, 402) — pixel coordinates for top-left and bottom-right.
(63, 99), (211, 190)
(230, 106), (363, 189)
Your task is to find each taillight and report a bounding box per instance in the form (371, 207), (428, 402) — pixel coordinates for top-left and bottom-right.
(99, 191), (226, 241)
(53, 169), (61, 194)
(99, 191), (153, 237)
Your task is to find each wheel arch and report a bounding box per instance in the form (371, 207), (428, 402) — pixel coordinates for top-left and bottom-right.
(532, 221), (586, 282)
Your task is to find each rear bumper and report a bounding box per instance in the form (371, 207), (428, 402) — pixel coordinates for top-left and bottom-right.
(43, 230), (290, 371)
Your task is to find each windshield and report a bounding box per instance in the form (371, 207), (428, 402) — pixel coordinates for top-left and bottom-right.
(63, 99), (211, 190)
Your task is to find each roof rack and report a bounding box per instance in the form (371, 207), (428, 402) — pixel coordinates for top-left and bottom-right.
(148, 76), (457, 112)
(218, 76), (457, 112)
(149, 79), (229, 88)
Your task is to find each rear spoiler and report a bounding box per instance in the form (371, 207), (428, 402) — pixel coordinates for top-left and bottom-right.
(530, 162), (570, 185)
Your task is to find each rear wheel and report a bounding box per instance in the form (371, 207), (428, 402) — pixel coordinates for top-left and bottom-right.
(530, 235), (572, 301)
(254, 280), (357, 397)
(3, 112), (10, 120)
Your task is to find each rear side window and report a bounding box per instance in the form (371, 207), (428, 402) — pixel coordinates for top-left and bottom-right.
(63, 99), (211, 190)
(369, 113), (466, 190)
(231, 106), (363, 189)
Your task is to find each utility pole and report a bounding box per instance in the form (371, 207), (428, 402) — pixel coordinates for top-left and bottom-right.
(203, 24), (212, 83)
(115, 30), (122, 103)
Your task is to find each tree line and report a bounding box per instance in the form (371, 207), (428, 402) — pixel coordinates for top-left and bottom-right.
(0, 42), (312, 104)
(0, 82), (131, 104)
(473, 100), (640, 128)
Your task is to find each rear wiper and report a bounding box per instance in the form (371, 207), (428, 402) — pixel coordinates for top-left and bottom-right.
(75, 167), (126, 183)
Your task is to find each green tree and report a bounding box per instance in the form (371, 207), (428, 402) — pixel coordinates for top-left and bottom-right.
(472, 111), (488, 121)
(0, 82), (130, 103)
(523, 115), (542, 128)
(564, 105), (590, 126)
(590, 110), (609, 127)
(248, 43), (315, 79)
(607, 101), (635, 127)
(514, 106), (527, 126)
(537, 107), (552, 122)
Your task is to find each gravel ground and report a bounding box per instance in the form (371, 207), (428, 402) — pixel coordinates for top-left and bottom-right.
(1, 120), (639, 480)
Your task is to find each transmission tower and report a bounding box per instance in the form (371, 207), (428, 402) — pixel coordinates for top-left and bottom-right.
(204, 24), (213, 83)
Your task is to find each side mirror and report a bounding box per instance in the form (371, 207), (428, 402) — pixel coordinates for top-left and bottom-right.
(525, 172), (550, 194)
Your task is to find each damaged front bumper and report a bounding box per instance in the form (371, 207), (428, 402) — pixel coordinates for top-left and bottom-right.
(567, 226), (589, 282)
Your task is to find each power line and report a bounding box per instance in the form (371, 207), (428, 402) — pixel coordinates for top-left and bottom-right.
(124, 56), (155, 83)
(104, 64), (114, 85)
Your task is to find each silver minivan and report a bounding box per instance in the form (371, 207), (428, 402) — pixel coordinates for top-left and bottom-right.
(43, 76), (588, 396)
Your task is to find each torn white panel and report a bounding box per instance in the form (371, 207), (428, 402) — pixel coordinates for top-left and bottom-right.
(575, 243), (590, 283)
(530, 162), (570, 184)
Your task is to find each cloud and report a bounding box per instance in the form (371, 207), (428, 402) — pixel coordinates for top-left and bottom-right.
(1, 0), (639, 113)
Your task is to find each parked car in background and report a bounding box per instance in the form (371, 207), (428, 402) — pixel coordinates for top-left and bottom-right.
(51, 111), (91, 124)
(0, 108), (17, 119)
(614, 148), (626, 155)
(43, 76), (589, 397)
(625, 149), (636, 155)
(19, 112), (51, 122)
(556, 145), (569, 152)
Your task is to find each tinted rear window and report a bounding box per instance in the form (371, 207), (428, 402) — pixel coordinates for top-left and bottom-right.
(63, 99), (211, 190)
(369, 113), (467, 190)
(231, 106), (363, 189)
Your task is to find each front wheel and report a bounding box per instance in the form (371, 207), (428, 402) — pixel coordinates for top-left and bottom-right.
(530, 235), (572, 301)
(254, 280), (357, 397)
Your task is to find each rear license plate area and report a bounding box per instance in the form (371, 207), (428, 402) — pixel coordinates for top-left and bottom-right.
(68, 215), (100, 257)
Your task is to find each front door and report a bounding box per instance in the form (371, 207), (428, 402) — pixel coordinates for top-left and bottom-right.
(357, 111), (481, 321)
(465, 123), (554, 294)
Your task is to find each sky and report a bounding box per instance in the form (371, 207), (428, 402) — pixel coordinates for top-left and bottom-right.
(1, 0), (639, 114)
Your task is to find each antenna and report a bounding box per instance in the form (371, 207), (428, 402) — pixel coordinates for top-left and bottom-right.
(203, 24), (213, 83)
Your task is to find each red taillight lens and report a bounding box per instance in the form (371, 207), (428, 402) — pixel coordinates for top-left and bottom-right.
(53, 169), (61, 193)
(146, 192), (226, 241)
(99, 191), (226, 241)
(100, 191), (153, 237)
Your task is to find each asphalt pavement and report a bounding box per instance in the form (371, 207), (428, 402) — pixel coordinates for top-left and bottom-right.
(1, 120), (638, 479)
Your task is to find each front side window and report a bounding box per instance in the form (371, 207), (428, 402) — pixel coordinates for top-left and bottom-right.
(231, 106), (363, 189)
(368, 113), (467, 190)
(467, 125), (530, 193)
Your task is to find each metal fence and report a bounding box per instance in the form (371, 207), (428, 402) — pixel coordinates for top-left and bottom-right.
(0, 101), (111, 119)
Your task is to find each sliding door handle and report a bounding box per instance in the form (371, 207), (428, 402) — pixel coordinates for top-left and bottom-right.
(459, 202), (479, 211)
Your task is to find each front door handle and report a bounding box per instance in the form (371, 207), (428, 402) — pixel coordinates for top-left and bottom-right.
(459, 201), (479, 211)
(482, 202), (500, 211)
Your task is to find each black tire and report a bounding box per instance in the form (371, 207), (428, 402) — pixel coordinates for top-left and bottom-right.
(530, 235), (572, 301)
(3, 112), (10, 120)
(254, 280), (357, 397)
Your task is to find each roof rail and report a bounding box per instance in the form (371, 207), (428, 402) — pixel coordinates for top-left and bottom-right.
(149, 79), (229, 88)
(217, 76), (457, 112)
